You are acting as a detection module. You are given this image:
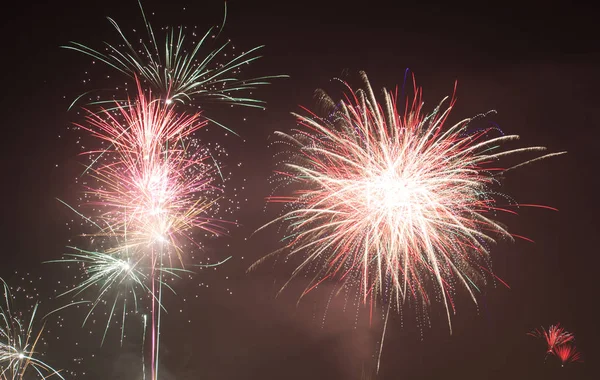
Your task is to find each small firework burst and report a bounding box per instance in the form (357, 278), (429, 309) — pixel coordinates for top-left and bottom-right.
(0, 279), (64, 380)
(553, 343), (583, 367)
(528, 323), (574, 354)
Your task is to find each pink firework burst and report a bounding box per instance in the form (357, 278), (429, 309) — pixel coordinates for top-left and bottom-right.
(528, 324), (575, 354)
(254, 71), (565, 330)
(75, 80), (229, 262)
(553, 343), (583, 367)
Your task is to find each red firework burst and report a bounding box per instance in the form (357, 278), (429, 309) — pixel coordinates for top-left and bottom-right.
(553, 343), (583, 367)
(528, 324), (574, 354)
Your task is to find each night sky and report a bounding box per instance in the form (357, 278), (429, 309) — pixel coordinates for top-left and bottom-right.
(2, 1), (599, 379)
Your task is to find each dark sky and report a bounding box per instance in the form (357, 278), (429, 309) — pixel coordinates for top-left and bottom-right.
(1, 1), (599, 379)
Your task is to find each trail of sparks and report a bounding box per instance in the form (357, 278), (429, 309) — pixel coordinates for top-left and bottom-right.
(253, 71), (565, 337)
(141, 314), (147, 380)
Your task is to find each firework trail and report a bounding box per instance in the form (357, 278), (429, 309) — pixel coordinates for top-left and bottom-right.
(253, 71), (565, 336)
(0, 279), (64, 380)
(528, 324), (574, 356)
(553, 343), (582, 367)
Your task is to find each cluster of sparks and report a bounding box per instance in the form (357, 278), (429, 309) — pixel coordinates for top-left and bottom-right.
(528, 324), (583, 367)
(0, 279), (64, 379)
(255, 71), (566, 336)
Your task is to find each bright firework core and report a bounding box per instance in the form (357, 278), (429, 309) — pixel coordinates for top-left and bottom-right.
(364, 170), (416, 212)
(119, 261), (131, 271)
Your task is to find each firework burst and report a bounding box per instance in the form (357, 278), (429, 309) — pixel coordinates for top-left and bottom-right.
(253, 71), (565, 332)
(47, 247), (165, 348)
(528, 323), (574, 354)
(73, 80), (229, 260)
(63, 0), (287, 114)
(553, 343), (583, 367)
(0, 279), (64, 380)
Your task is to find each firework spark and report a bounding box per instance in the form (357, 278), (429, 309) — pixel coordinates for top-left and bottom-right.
(63, 0), (287, 114)
(528, 323), (574, 354)
(553, 343), (582, 367)
(253, 71), (565, 333)
(0, 279), (64, 380)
